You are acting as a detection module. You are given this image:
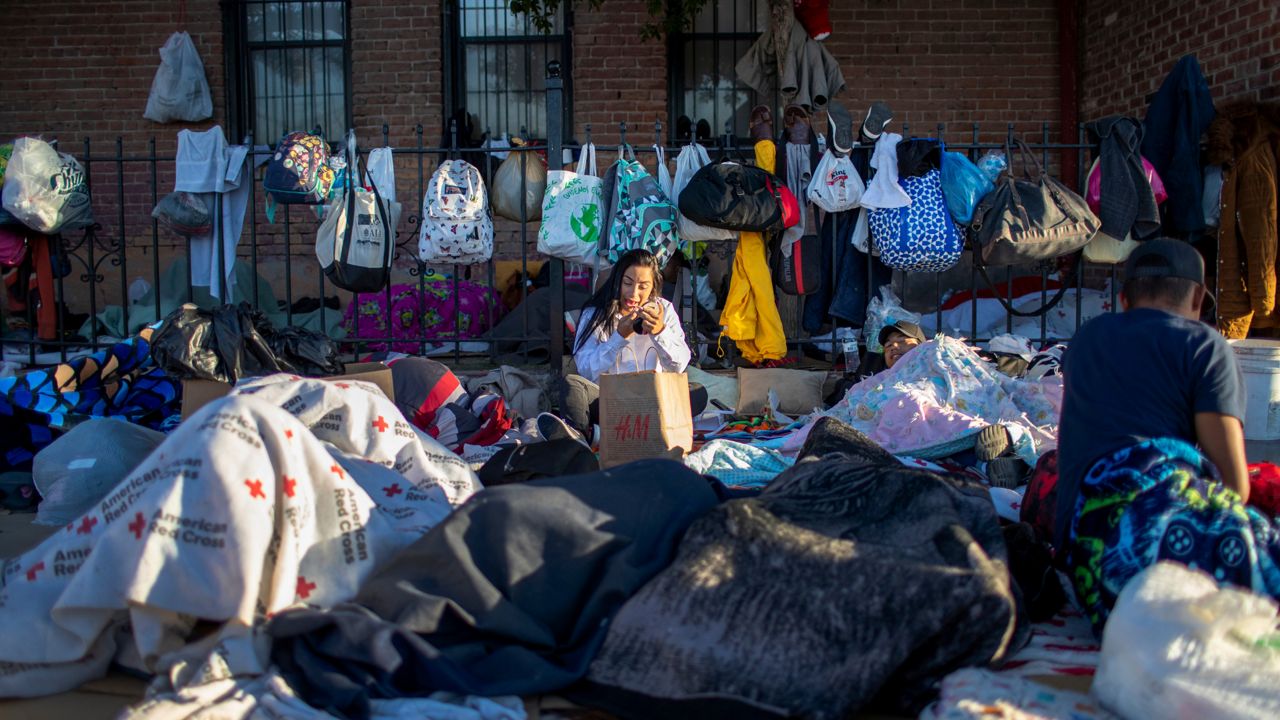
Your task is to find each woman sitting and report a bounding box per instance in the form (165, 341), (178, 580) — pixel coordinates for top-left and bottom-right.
(539, 249), (705, 444)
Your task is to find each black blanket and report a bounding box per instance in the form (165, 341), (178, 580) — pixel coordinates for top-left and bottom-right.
(267, 459), (719, 719)
(576, 418), (1026, 719)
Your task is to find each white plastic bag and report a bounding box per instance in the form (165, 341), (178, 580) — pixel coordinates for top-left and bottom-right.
(672, 143), (736, 242)
(143, 32), (213, 124)
(1095, 562), (1280, 720)
(807, 149), (865, 213)
(1, 137), (94, 234)
(491, 146), (546, 222)
(365, 147), (397, 204)
(863, 286), (921, 353)
(538, 142), (605, 265)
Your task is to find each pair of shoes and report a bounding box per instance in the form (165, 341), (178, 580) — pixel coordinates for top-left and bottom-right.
(861, 101), (893, 142)
(536, 412), (591, 450)
(974, 424), (1014, 461)
(987, 456), (1028, 489)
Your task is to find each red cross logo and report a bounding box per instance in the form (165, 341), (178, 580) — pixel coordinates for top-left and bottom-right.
(25, 562), (45, 581)
(372, 416), (389, 433)
(330, 464), (345, 480)
(296, 576), (316, 600)
(335, 382), (351, 389)
(283, 476), (297, 498)
(245, 479), (266, 499)
(76, 516), (98, 535)
(284, 429), (293, 440)
(128, 512), (146, 539)
(383, 483), (403, 498)
(289, 375), (301, 381)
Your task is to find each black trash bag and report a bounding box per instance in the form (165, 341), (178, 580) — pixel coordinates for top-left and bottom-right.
(151, 303), (342, 384)
(267, 324), (344, 378)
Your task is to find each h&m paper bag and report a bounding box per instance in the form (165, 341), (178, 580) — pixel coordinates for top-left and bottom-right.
(598, 370), (693, 469)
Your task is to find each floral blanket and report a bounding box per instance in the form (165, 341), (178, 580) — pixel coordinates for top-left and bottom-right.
(806, 336), (1062, 463)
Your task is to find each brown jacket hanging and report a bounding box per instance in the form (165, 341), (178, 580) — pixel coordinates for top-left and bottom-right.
(1208, 109), (1279, 339)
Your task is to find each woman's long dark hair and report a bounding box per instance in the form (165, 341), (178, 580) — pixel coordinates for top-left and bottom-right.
(574, 249), (663, 353)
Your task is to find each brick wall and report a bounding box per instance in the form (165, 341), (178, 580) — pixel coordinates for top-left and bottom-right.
(1080, 0), (1280, 120)
(823, 0), (1063, 145)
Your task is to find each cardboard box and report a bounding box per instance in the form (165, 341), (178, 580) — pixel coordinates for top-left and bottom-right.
(180, 362), (395, 419)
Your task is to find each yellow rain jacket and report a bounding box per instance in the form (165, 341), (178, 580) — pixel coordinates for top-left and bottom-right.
(720, 140), (787, 364)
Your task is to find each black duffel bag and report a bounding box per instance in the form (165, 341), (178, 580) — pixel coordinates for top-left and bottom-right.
(678, 160), (783, 232)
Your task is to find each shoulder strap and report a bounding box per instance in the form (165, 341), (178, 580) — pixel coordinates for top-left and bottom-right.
(972, 252), (1078, 318)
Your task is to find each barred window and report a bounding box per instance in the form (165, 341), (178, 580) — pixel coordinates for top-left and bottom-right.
(225, 1), (351, 144)
(669, 0), (763, 143)
(452, 0), (570, 141)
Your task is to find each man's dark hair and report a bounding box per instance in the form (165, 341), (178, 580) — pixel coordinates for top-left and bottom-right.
(1121, 276), (1199, 306)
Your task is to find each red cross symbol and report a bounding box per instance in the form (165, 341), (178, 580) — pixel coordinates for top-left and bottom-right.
(334, 382), (351, 389)
(383, 483), (403, 498)
(25, 562), (45, 581)
(128, 512), (147, 539)
(283, 476), (297, 498)
(245, 479), (266, 499)
(289, 375), (301, 381)
(296, 576), (316, 600)
(284, 429), (294, 440)
(372, 416), (389, 433)
(330, 464), (345, 480)
(76, 516), (98, 535)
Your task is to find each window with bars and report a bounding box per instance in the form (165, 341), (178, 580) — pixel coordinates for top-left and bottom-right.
(451, 0), (570, 142)
(224, 0), (351, 145)
(669, 0), (763, 143)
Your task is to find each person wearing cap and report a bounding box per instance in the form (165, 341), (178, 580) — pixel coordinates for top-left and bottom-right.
(1055, 238), (1280, 634)
(878, 320), (925, 369)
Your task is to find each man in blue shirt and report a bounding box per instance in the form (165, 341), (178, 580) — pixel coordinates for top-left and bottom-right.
(1055, 238), (1279, 632)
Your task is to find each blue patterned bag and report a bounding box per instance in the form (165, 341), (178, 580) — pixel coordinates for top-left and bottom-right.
(868, 167), (963, 273)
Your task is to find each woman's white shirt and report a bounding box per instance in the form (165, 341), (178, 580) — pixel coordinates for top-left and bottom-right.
(573, 297), (691, 383)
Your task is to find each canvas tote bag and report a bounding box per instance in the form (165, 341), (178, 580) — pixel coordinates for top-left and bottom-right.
(597, 348), (693, 469)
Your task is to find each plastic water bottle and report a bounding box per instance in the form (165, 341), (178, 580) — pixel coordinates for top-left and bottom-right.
(842, 337), (860, 377)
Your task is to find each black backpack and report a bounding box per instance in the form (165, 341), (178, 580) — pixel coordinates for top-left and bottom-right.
(678, 161), (783, 232)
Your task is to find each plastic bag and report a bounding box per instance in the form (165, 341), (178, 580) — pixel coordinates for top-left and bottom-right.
(144, 32), (213, 123)
(1095, 562), (1280, 720)
(1, 137), (94, 234)
(150, 303), (344, 384)
(808, 149), (865, 213)
(152, 190), (211, 236)
(32, 418), (165, 527)
(940, 151), (994, 224)
(976, 150), (1007, 182)
(491, 146), (546, 222)
(863, 286), (922, 354)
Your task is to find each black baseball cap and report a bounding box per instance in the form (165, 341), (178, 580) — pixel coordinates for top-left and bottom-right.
(878, 319), (926, 347)
(1124, 238), (1205, 286)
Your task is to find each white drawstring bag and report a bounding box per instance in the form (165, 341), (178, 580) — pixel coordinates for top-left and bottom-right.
(807, 149), (865, 213)
(143, 32), (213, 124)
(538, 143), (605, 265)
(672, 143), (736, 242)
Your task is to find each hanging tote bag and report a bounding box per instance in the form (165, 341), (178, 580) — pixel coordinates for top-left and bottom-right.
(538, 142), (604, 264)
(868, 167), (963, 273)
(807, 149), (865, 213)
(968, 137), (1099, 267)
(316, 131), (402, 293)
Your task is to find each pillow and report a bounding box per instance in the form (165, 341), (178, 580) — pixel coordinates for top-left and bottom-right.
(735, 368), (826, 416)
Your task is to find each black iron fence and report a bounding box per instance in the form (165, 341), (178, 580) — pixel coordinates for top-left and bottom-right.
(3, 62), (1140, 378)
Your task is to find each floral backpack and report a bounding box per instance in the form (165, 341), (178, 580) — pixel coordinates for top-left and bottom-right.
(418, 159), (493, 266)
(263, 132), (336, 206)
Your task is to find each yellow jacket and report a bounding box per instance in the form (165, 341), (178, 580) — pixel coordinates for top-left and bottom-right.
(721, 140), (787, 364)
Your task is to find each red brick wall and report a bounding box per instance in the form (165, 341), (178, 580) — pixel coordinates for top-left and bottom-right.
(1080, 0), (1280, 120)
(823, 0), (1063, 145)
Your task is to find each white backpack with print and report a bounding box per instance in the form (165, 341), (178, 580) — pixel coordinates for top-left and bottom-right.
(418, 159), (493, 265)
